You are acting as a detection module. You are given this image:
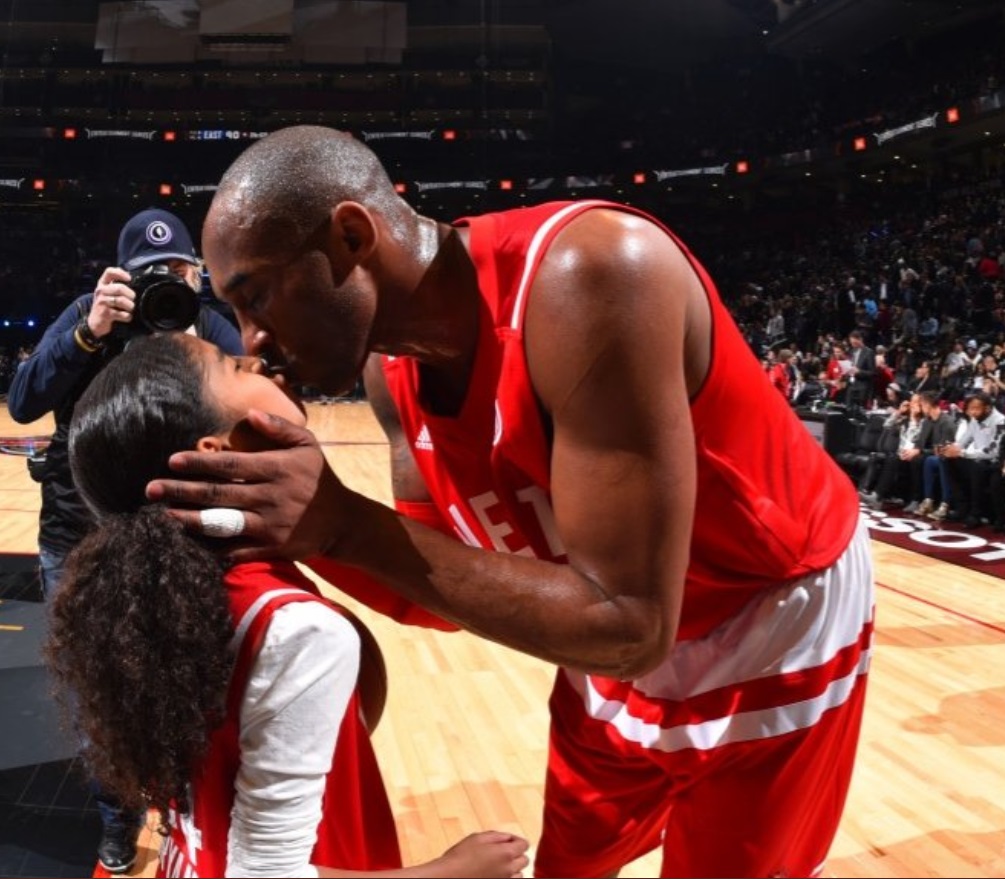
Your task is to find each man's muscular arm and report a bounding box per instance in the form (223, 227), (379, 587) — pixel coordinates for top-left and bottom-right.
(329, 211), (697, 677)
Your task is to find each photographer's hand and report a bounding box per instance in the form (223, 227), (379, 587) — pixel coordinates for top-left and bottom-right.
(89, 267), (135, 339)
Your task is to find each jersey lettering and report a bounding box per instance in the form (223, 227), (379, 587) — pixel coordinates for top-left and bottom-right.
(447, 486), (563, 559)
(515, 485), (566, 557)
(160, 834), (198, 878)
(160, 793), (204, 877)
(469, 490), (536, 556)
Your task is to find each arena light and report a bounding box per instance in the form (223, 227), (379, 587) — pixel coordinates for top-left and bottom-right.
(32, 179), (45, 191)
(854, 137), (867, 152)
(633, 172), (646, 184)
(946, 107), (960, 124)
(394, 182), (407, 194)
(163, 130), (177, 142)
(736, 160), (750, 174)
(442, 129), (457, 141)
(159, 183), (173, 196)
(63, 128), (77, 140)
(499, 179), (513, 191)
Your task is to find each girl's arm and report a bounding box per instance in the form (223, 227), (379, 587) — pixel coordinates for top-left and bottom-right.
(316, 831), (529, 878)
(227, 603), (359, 878)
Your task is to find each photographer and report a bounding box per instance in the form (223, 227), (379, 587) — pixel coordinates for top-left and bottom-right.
(6, 207), (242, 875)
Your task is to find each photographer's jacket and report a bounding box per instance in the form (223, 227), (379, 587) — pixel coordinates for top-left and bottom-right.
(8, 293), (241, 554)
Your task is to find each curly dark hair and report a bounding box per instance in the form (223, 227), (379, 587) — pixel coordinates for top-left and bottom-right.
(44, 334), (235, 821)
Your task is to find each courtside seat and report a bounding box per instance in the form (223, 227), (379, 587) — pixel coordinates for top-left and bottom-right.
(834, 412), (887, 480)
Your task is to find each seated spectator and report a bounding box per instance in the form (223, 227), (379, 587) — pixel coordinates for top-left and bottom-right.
(983, 376), (1005, 415)
(860, 393), (924, 508)
(972, 353), (1002, 396)
(940, 391), (1005, 527)
(940, 341), (975, 403)
(875, 381), (906, 414)
(907, 360), (940, 396)
(906, 391), (958, 518)
(873, 351), (896, 404)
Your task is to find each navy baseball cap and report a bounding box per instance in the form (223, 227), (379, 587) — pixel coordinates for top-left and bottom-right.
(117, 208), (199, 271)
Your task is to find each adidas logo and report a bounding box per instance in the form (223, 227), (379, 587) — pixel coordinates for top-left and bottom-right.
(415, 423), (434, 451)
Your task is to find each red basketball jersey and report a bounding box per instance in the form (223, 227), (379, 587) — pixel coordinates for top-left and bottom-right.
(381, 201), (859, 642)
(156, 561), (401, 878)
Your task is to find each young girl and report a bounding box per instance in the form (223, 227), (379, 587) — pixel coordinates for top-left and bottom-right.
(45, 333), (528, 879)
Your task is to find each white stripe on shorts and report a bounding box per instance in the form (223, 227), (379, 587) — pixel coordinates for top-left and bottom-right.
(566, 516), (875, 752)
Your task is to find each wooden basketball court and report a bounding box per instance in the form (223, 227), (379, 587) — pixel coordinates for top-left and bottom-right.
(2, 401), (1003, 878)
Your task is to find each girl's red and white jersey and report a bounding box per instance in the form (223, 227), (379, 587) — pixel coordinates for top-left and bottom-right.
(381, 200), (860, 643)
(156, 561), (400, 879)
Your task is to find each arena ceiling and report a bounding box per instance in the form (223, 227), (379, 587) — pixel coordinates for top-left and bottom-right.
(0, 0), (1000, 73)
(0, 0), (1002, 209)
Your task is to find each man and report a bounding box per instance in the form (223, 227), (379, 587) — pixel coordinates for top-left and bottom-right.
(906, 359), (939, 396)
(938, 391), (1005, 528)
(872, 347), (895, 403)
(907, 391), (958, 519)
(7, 207), (242, 874)
(149, 126), (874, 878)
(822, 341), (850, 400)
(844, 329), (875, 409)
(767, 348), (795, 401)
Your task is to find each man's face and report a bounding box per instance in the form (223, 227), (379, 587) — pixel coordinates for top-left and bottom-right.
(202, 207), (375, 396)
(966, 399), (990, 422)
(157, 258), (202, 292)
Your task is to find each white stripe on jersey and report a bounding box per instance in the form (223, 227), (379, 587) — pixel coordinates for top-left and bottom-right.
(229, 588), (306, 654)
(509, 200), (609, 330)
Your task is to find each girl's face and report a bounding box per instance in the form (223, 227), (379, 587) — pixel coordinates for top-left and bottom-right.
(182, 336), (308, 439)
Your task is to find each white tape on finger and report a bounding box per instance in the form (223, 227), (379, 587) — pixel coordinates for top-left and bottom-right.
(200, 507), (246, 539)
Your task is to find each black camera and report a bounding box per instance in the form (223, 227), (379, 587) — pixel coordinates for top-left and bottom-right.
(115, 264), (200, 341)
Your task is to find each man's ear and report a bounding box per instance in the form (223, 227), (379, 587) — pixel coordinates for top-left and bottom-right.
(331, 202), (378, 262)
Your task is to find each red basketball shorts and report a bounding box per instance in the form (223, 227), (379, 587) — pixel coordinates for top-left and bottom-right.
(535, 520), (874, 878)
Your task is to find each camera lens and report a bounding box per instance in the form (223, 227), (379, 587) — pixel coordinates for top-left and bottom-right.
(139, 280), (199, 331)
(128, 264), (200, 335)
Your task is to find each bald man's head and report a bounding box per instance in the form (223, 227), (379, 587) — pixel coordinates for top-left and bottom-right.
(208, 125), (410, 256)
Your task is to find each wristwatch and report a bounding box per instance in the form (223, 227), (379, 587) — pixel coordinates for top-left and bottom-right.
(74, 317), (105, 353)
